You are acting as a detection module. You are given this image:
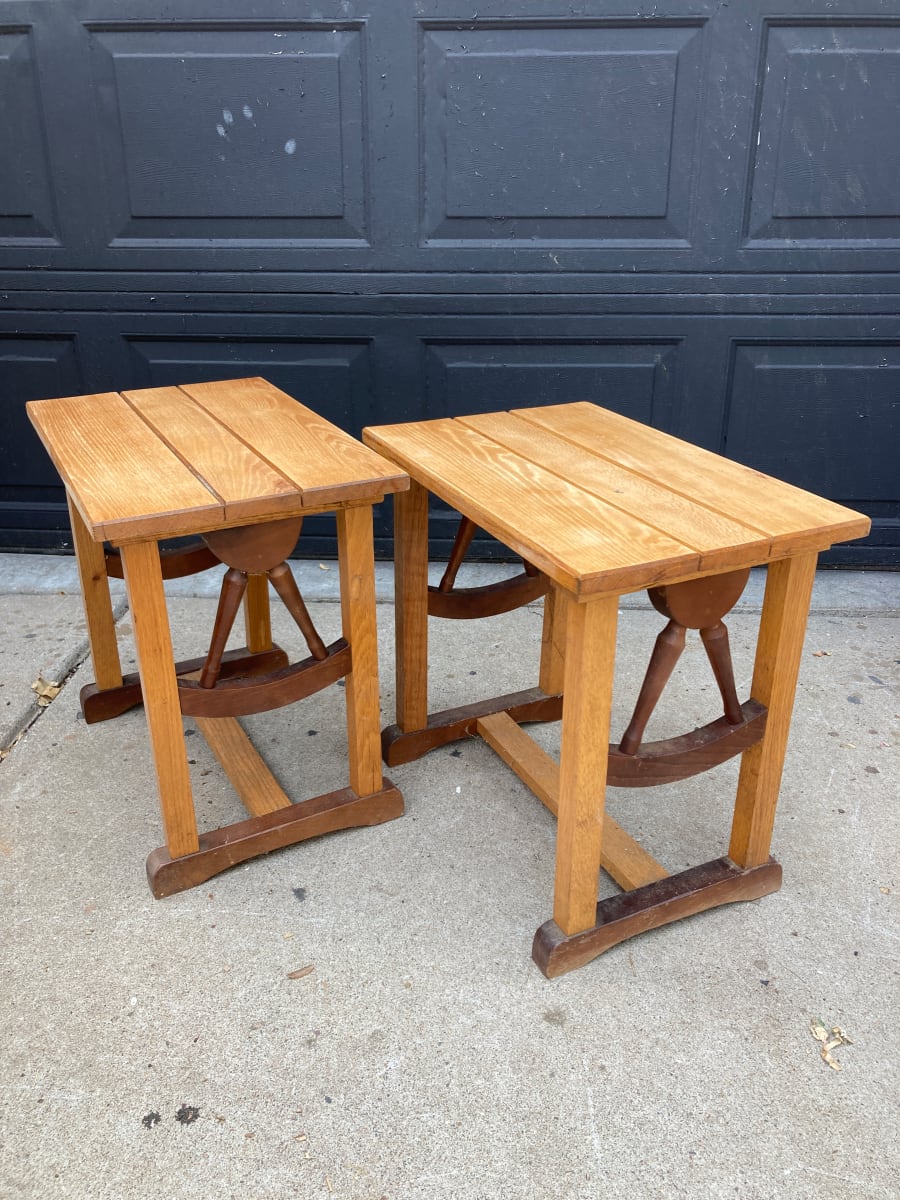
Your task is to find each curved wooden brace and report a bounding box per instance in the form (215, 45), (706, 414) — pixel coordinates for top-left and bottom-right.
(427, 572), (549, 620)
(80, 646), (289, 724)
(105, 541), (219, 580)
(178, 638), (351, 719)
(606, 699), (767, 787)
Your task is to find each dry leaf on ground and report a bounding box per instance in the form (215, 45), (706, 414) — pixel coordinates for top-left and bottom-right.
(31, 676), (61, 707)
(811, 1018), (853, 1071)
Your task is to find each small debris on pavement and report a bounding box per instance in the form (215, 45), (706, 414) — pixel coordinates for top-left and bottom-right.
(812, 650), (833, 657)
(287, 964), (315, 980)
(810, 1019), (853, 1071)
(31, 676), (61, 707)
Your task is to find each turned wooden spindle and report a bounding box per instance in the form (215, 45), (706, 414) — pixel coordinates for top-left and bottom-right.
(438, 514), (541, 594)
(198, 516), (327, 689)
(619, 568), (751, 756)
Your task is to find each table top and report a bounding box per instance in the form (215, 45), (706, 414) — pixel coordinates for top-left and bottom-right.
(363, 402), (871, 597)
(28, 377), (408, 544)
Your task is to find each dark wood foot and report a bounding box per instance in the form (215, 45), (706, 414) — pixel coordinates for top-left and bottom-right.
(381, 687), (564, 766)
(80, 646), (290, 724)
(532, 856), (782, 978)
(146, 778), (404, 898)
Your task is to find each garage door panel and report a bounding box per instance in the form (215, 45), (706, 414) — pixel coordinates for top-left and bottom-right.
(725, 342), (900, 504)
(0, 26), (58, 246)
(421, 21), (704, 248)
(423, 340), (679, 428)
(747, 23), (900, 247)
(86, 22), (368, 247)
(0, 336), (82, 502)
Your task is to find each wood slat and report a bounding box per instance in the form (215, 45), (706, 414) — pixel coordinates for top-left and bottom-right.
(194, 716), (293, 817)
(27, 392), (222, 541)
(363, 419), (702, 596)
(518, 402), (871, 553)
(122, 386), (301, 524)
(179, 377), (408, 507)
(475, 711), (668, 891)
(459, 410), (772, 572)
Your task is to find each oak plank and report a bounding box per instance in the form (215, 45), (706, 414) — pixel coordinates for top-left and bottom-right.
(27, 392), (223, 541)
(194, 716), (293, 817)
(179, 377), (408, 507)
(554, 593), (619, 933)
(67, 492), (123, 690)
(459, 410), (772, 572)
(391, 480), (431, 733)
(122, 386), (301, 523)
(120, 541), (199, 859)
(337, 504), (384, 796)
(539, 584), (568, 697)
(475, 711), (667, 891)
(518, 403), (871, 554)
(363, 418), (701, 596)
(729, 551), (818, 867)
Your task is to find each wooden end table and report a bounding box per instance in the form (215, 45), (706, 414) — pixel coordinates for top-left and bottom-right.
(363, 402), (870, 977)
(28, 377), (408, 897)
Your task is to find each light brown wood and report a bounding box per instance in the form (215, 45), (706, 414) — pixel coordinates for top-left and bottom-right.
(553, 592), (619, 934)
(180, 378), (408, 508)
(599, 817), (670, 891)
(392, 479), (430, 732)
(475, 710), (668, 891)
(539, 584), (567, 696)
(66, 492), (123, 690)
(243, 573), (273, 653)
(120, 540), (199, 859)
(27, 392), (222, 542)
(459, 410), (771, 570)
(337, 504), (383, 796)
(364, 418), (700, 597)
(519, 403), (871, 553)
(194, 716), (293, 817)
(476, 711), (560, 812)
(729, 551), (818, 867)
(122, 386), (300, 523)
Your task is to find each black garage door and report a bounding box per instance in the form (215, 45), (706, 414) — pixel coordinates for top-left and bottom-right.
(2, 0), (898, 564)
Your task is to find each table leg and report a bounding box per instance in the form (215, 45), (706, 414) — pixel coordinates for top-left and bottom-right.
(120, 540), (199, 860)
(539, 583), (568, 696)
(553, 592), (619, 935)
(393, 479), (430, 733)
(67, 493), (122, 690)
(729, 551), (818, 867)
(337, 505), (384, 797)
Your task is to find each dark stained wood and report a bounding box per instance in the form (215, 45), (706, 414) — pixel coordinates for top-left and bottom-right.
(647, 567), (751, 629)
(177, 639), (351, 718)
(202, 516), (303, 572)
(268, 561), (328, 659)
(199, 566), (248, 688)
(700, 620), (743, 724)
(427, 572), (549, 620)
(532, 856), (783, 977)
(608, 700), (767, 786)
(105, 542), (219, 580)
(381, 687), (564, 766)
(437, 514), (477, 592)
(619, 619), (686, 755)
(79, 646), (290, 723)
(147, 778), (404, 898)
